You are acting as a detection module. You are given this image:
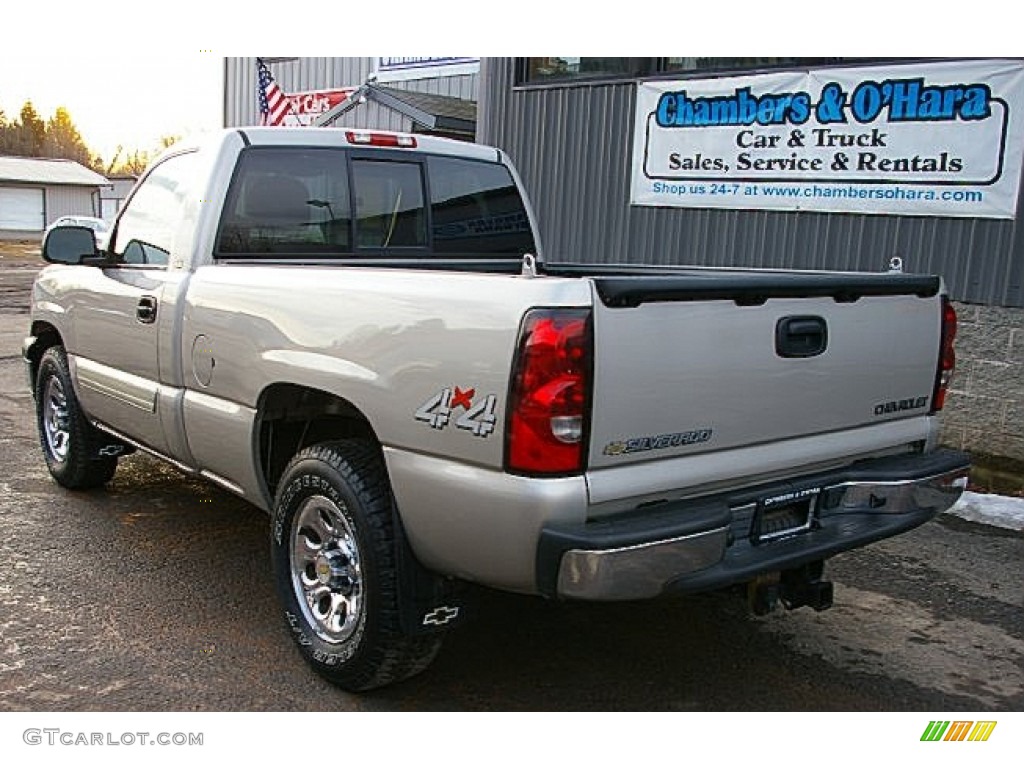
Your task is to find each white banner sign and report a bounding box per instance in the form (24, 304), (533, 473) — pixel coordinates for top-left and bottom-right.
(631, 60), (1024, 218)
(375, 57), (480, 82)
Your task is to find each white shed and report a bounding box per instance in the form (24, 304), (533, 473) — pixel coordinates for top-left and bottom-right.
(0, 156), (110, 239)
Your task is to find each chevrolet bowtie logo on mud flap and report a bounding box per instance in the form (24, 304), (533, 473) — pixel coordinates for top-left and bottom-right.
(422, 606), (460, 627)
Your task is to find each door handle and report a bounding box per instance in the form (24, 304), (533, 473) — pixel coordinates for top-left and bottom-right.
(137, 295), (158, 324)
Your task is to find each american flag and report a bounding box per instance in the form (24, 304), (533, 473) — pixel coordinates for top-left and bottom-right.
(257, 58), (291, 126)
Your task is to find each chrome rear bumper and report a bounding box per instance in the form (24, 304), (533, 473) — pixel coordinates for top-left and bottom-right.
(557, 526), (729, 600)
(539, 449), (970, 601)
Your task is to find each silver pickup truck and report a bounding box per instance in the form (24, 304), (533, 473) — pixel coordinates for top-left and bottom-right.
(25, 127), (969, 691)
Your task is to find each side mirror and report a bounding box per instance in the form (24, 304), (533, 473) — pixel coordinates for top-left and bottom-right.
(42, 226), (101, 265)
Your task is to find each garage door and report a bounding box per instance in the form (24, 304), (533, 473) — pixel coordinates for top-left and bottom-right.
(0, 187), (44, 231)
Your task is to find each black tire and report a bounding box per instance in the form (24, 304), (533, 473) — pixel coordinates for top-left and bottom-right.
(271, 439), (443, 691)
(35, 346), (118, 489)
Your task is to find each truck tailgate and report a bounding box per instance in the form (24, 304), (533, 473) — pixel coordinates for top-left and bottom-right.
(586, 272), (942, 471)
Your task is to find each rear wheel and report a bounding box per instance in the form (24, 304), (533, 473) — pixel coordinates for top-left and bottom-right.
(35, 346), (117, 489)
(271, 439), (443, 691)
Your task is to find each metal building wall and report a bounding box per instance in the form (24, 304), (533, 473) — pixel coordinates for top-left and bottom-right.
(223, 57), (478, 132)
(44, 186), (100, 224)
(477, 59), (1024, 308)
(99, 178), (137, 222)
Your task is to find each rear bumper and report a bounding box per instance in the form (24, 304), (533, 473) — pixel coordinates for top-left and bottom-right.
(537, 449), (970, 600)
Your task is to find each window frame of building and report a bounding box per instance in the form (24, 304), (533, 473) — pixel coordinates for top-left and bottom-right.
(515, 57), (894, 88)
(657, 57), (870, 76)
(515, 58), (655, 87)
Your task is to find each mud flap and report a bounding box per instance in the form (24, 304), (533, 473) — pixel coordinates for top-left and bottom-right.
(393, 510), (466, 636)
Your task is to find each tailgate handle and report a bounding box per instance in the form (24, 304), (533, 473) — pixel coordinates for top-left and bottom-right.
(776, 316), (827, 358)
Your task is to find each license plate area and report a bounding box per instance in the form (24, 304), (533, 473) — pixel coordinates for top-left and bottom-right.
(751, 487), (820, 543)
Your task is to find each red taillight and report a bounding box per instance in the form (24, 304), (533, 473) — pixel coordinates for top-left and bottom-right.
(931, 298), (957, 412)
(506, 309), (592, 475)
(345, 130), (417, 148)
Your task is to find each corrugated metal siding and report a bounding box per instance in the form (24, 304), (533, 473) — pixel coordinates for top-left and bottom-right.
(478, 59), (1024, 308)
(45, 186), (100, 224)
(223, 57), (478, 131)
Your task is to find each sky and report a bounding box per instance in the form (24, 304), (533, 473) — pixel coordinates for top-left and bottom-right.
(0, 55), (223, 165)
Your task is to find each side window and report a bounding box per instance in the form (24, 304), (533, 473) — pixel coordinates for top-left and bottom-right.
(111, 151), (198, 267)
(521, 57), (635, 84)
(428, 156), (536, 256)
(352, 160), (426, 249)
(217, 148), (351, 255)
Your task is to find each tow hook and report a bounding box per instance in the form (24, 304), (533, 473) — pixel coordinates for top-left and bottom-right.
(748, 562), (834, 616)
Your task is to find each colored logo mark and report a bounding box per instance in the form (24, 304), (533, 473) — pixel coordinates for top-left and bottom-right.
(920, 720), (997, 742)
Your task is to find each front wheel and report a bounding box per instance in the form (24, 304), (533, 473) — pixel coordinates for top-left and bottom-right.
(35, 346), (117, 489)
(271, 439), (442, 691)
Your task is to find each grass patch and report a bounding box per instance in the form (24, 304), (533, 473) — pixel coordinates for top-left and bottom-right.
(968, 451), (1024, 497)
(0, 240), (42, 261)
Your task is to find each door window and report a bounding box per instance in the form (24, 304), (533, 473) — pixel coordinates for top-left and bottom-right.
(111, 151), (199, 266)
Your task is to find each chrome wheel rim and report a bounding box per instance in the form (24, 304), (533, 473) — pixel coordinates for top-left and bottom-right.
(290, 495), (363, 644)
(42, 376), (71, 462)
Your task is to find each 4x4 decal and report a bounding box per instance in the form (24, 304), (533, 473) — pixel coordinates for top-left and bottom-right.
(415, 386), (498, 438)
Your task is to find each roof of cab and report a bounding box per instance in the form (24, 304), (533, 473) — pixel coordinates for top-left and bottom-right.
(148, 127), (503, 179)
(234, 126), (500, 162)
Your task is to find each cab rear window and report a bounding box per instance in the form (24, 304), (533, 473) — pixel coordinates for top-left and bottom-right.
(215, 147), (535, 259)
(352, 159), (427, 249)
(428, 156), (535, 256)
(217, 148), (351, 255)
